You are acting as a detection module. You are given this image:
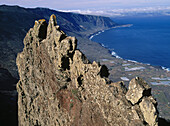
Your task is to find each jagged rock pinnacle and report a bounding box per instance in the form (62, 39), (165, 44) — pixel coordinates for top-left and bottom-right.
(33, 19), (47, 40)
(16, 15), (158, 126)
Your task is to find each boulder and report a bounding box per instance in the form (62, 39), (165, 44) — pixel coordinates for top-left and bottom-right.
(139, 96), (158, 126)
(126, 77), (151, 105)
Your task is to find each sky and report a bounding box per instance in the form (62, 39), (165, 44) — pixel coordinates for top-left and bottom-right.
(1, 0), (170, 10)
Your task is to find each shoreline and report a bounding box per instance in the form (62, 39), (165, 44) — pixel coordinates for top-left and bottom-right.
(88, 24), (133, 40)
(89, 24), (170, 72)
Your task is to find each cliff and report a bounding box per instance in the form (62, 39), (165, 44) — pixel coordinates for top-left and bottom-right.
(0, 5), (116, 78)
(17, 15), (158, 126)
(0, 6), (116, 125)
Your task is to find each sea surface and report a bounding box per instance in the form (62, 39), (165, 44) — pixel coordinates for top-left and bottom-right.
(91, 16), (170, 70)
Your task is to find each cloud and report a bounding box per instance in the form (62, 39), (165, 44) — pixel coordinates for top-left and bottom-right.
(59, 6), (170, 17)
(1, 0), (170, 10)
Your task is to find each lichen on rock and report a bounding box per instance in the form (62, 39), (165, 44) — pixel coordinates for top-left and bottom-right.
(17, 15), (158, 126)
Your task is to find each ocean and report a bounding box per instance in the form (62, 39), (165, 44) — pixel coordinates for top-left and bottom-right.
(91, 16), (170, 70)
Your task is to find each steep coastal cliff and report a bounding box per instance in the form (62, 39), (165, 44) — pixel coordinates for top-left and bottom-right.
(0, 5), (116, 78)
(17, 15), (158, 126)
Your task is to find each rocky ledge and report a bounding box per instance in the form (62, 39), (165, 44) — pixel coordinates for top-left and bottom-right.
(17, 15), (158, 126)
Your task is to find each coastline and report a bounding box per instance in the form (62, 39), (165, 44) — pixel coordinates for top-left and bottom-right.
(88, 24), (133, 40)
(88, 24), (170, 72)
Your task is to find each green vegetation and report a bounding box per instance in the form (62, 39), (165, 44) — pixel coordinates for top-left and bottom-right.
(71, 89), (81, 101)
(72, 89), (78, 95)
(69, 103), (73, 109)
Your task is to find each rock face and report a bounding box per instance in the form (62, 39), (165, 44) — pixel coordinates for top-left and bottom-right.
(126, 77), (158, 126)
(17, 15), (158, 126)
(126, 77), (151, 105)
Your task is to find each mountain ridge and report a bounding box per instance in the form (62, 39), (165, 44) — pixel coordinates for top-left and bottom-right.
(0, 4), (116, 79)
(0, 5), (118, 125)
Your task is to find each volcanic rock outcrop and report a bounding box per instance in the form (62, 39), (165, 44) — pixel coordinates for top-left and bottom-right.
(17, 15), (158, 126)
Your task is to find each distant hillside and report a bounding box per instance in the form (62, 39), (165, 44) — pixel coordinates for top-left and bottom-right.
(0, 5), (116, 78)
(0, 5), (117, 125)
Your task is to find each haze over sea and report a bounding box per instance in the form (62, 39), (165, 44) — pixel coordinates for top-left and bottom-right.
(92, 16), (170, 70)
